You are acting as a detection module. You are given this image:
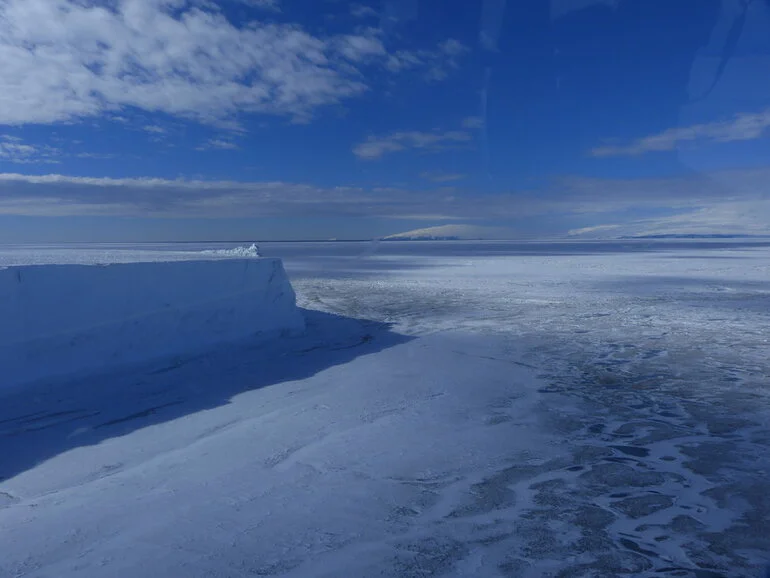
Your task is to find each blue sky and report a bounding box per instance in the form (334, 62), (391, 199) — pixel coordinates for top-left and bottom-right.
(0, 0), (769, 241)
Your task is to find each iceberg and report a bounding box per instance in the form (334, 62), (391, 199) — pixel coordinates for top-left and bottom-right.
(0, 257), (304, 390)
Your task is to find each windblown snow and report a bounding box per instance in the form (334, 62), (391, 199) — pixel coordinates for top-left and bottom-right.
(0, 256), (303, 390)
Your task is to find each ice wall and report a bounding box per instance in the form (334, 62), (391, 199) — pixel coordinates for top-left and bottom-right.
(0, 258), (304, 389)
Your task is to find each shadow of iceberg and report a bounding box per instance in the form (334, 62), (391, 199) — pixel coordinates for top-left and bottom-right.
(0, 308), (413, 483)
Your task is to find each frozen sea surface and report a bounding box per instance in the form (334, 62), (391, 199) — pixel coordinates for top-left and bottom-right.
(1, 240), (769, 577)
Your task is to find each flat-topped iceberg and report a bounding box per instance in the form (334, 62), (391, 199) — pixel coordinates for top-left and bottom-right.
(0, 257), (303, 389)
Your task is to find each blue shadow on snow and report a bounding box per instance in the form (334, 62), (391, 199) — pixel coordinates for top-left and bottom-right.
(0, 308), (414, 483)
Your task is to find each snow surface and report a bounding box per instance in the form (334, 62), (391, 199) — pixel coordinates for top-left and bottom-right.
(0, 256), (303, 390)
(0, 242), (266, 266)
(1, 239), (770, 577)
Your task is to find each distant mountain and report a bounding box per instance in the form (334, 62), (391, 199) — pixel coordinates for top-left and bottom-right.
(382, 224), (515, 241)
(384, 234), (463, 241)
(619, 234), (757, 239)
(568, 226), (769, 240)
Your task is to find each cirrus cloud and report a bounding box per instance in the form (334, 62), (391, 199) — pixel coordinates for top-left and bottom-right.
(354, 129), (473, 160)
(591, 108), (770, 157)
(0, 136), (61, 164)
(2, 166), (770, 239)
(195, 138), (239, 151)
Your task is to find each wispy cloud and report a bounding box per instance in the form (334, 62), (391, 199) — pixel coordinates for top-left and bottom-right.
(196, 139), (240, 151)
(336, 29), (386, 62)
(350, 4), (378, 18)
(0, 1), (466, 127)
(591, 108), (770, 157)
(0, 142), (37, 162)
(4, 166), (769, 235)
(419, 171), (467, 182)
(354, 130), (473, 159)
(385, 39), (468, 81)
(0, 173), (455, 218)
(0, 136), (60, 164)
(143, 125), (167, 135)
(479, 0), (507, 51)
(461, 116), (485, 129)
(74, 152), (117, 160)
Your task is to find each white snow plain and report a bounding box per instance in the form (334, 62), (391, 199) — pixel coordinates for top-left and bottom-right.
(1, 239), (769, 577)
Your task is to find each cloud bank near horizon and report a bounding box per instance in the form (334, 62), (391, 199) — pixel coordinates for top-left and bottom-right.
(2, 168), (769, 237)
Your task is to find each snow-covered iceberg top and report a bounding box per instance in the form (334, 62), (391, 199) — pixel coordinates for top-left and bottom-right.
(199, 243), (261, 258)
(0, 257), (303, 390)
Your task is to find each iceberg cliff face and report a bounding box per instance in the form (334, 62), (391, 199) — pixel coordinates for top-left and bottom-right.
(0, 258), (304, 389)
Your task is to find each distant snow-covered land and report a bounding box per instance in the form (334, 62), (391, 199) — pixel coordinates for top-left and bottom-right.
(1, 239), (769, 577)
(382, 224), (515, 241)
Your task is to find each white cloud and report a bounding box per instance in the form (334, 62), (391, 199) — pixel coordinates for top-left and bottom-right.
(479, 0), (506, 51)
(384, 39), (468, 81)
(591, 108), (770, 157)
(553, 167), (770, 237)
(0, 172), (511, 219)
(461, 116), (485, 129)
(75, 152), (117, 159)
(438, 39), (467, 57)
(4, 166), (769, 236)
(350, 4), (377, 19)
(426, 40), (469, 81)
(0, 0), (465, 127)
(384, 51), (423, 72)
(0, 136), (60, 164)
(0, 143), (37, 162)
(354, 130), (473, 159)
(336, 30), (386, 62)
(196, 139), (239, 150)
(0, 173), (440, 218)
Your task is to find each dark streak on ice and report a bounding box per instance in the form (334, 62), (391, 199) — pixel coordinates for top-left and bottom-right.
(95, 401), (183, 429)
